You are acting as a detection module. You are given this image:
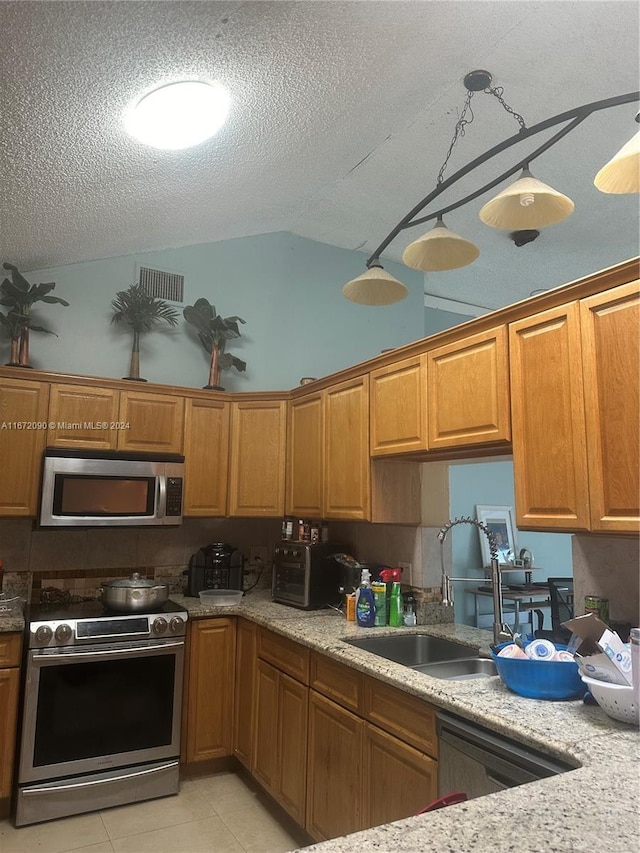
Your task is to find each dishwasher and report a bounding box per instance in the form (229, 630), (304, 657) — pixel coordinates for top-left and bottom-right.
(437, 711), (574, 800)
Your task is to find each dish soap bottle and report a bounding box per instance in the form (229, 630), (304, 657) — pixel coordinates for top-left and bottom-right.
(356, 568), (375, 627)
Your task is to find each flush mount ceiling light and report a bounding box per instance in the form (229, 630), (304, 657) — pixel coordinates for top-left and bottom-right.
(124, 80), (231, 150)
(343, 70), (639, 305)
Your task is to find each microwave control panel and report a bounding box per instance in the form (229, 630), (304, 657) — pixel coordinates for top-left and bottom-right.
(165, 478), (183, 516)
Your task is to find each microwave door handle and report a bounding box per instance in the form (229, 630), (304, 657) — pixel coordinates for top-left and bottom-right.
(156, 476), (167, 518)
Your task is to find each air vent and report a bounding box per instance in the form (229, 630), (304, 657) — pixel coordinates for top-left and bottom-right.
(138, 266), (185, 304)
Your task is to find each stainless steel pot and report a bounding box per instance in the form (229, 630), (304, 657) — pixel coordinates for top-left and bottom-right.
(100, 573), (168, 612)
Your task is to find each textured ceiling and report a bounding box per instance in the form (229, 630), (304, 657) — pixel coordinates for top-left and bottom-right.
(1, 0), (638, 310)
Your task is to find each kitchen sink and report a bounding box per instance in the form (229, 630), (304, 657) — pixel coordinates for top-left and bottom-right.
(344, 634), (477, 666)
(413, 657), (498, 680)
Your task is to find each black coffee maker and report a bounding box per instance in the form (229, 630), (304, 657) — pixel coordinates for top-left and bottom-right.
(186, 543), (244, 596)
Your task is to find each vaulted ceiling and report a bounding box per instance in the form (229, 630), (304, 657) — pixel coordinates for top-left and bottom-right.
(1, 1), (638, 309)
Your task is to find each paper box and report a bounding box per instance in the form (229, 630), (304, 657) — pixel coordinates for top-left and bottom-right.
(562, 612), (632, 686)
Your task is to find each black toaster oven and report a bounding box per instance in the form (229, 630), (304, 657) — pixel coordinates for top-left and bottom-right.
(272, 542), (343, 610)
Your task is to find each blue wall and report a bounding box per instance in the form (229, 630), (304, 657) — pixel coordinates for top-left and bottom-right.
(7, 233), (426, 391)
(449, 460), (573, 627)
(424, 307), (475, 336)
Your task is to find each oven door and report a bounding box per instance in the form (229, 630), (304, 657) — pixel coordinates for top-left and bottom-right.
(19, 637), (184, 784)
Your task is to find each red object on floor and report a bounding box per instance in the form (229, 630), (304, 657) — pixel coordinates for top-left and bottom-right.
(416, 792), (468, 814)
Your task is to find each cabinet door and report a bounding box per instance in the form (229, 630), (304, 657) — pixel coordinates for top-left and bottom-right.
(185, 619), (236, 762)
(362, 724), (437, 829)
(183, 397), (230, 516)
(509, 304), (590, 530)
(324, 376), (370, 520)
(0, 378), (49, 516)
(0, 667), (20, 801)
(370, 356), (427, 456)
(228, 400), (287, 516)
(233, 619), (257, 770)
(580, 281), (640, 533)
(277, 672), (308, 825)
(306, 691), (364, 841)
(47, 384), (120, 449)
(427, 326), (510, 449)
(253, 659), (280, 793)
(286, 392), (324, 517)
(117, 390), (185, 454)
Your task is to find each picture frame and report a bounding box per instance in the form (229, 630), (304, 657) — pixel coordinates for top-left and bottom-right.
(475, 505), (518, 567)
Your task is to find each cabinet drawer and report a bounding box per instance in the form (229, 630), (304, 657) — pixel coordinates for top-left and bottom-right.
(363, 678), (437, 759)
(310, 652), (363, 714)
(257, 629), (309, 685)
(0, 633), (22, 667)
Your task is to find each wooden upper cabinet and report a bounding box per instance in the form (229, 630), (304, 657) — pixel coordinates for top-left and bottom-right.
(286, 392), (324, 517)
(183, 397), (230, 516)
(48, 384), (120, 449)
(580, 280), (640, 533)
(0, 378), (49, 516)
(369, 355), (427, 456)
(324, 375), (370, 520)
(427, 325), (510, 450)
(117, 390), (185, 454)
(509, 303), (590, 531)
(228, 399), (287, 516)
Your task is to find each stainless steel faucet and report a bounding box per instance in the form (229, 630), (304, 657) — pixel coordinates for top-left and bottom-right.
(438, 516), (514, 646)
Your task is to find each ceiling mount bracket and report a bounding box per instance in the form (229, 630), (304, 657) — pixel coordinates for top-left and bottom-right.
(464, 70), (492, 92)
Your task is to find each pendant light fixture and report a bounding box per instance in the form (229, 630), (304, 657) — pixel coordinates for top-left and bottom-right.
(342, 262), (409, 306)
(402, 217), (479, 271)
(478, 167), (575, 230)
(594, 115), (640, 193)
(341, 70), (638, 305)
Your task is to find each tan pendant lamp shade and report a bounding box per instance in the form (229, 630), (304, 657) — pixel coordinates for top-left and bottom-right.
(594, 130), (640, 193)
(479, 168), (574, 229)
(342, 263), (409, 305)
(402, 217), (480, 271)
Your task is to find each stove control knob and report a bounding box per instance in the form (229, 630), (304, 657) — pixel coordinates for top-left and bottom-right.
(35, 625), (53, 644)
(152, 617), (168, 635)
(169, 616), (184, 634)
(54, 624), (72, 643)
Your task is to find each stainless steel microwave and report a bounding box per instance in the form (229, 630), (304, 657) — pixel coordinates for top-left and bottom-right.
(39, 448), (185, 527)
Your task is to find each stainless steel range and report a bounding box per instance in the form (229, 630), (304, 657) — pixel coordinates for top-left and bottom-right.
(15, 599), (188, 827)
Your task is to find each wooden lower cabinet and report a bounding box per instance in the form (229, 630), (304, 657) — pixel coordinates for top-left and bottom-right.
(362, 724), (437, 827)
(0, 633), (22, 817)
(184, 618), (236, 763)
(233, 619), (257, 769)
(253, 658), (308, 824)
(306, 690), (364, 841)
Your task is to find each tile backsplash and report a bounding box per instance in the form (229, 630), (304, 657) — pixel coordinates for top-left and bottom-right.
(1, 518), (638, 625)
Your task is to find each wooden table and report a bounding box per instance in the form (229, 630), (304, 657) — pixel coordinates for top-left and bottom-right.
(468, 586), (553, 633)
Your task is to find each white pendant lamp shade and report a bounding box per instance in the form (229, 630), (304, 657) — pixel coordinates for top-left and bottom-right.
(402, 218), (480, 271)
(479, 168), (574, 229)
(342, 264), (409, 306)
(594, 130), (640, 193)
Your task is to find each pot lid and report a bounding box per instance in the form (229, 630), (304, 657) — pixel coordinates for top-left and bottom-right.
(102, 572), (157, 589)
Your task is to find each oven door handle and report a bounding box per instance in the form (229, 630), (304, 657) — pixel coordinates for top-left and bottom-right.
(21, 760), (180, 795)
(31, 641), (184, 663)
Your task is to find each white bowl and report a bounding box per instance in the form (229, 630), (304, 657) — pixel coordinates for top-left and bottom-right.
(198, 589), (243, 607)
(581, 674), (639, 725)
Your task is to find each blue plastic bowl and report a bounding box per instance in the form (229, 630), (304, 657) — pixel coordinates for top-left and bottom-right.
(490, 642), (585, 700)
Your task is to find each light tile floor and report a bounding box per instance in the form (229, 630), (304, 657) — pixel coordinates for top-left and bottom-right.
(0, 772), (303, 853)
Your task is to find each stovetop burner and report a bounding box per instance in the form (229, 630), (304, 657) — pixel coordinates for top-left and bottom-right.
(28, 598), (187, 624)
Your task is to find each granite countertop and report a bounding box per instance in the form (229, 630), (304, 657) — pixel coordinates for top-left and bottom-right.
(175, 589), (640, 853)
(4, 590), (637, 850)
